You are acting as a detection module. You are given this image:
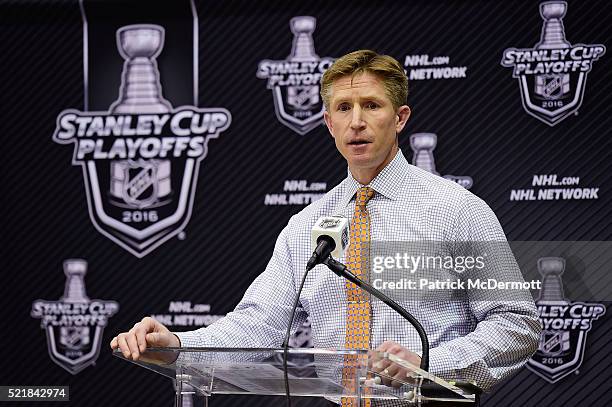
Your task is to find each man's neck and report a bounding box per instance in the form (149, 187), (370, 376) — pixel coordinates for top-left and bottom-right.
(349, 146), (398, 185)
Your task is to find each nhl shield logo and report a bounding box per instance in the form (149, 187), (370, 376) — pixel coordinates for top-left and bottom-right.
(526, 257), (606, 383)
(540, 330), (570, 356)
(257, 16), (335, 135)
(117, 159), (164, 209)
(53, 24), (231, 257)
(501, 2), (605, 126)
(60, 327), (91, 350)
(31, 260), (119, 375)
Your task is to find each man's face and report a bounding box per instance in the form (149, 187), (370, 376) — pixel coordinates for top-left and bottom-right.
(324, 72), (410, 182)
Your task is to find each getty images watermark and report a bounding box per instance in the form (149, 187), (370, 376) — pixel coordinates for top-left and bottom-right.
(365, 241), (610, 384)
(366, 241), (545, 302)
(371, 251), (541, 292)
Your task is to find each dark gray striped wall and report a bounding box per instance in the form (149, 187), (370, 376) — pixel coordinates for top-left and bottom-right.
(2, 0), (610, 406)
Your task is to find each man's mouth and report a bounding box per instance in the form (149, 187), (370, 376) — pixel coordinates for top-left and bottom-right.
(348, 139), (372, 146)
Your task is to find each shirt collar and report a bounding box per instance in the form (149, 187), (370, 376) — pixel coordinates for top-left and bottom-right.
(339, 149), (409, 209)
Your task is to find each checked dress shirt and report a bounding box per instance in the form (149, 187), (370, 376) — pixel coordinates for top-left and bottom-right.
(176, 149), (541, 393)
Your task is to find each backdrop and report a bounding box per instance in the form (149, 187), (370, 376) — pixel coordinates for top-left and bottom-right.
(2, 0), (611, 406)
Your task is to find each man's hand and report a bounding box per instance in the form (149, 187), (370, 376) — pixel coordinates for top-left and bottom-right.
(370, 341), (421, 388)
(110, 317), (180, 362)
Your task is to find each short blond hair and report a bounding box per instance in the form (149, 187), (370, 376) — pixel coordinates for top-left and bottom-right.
(321, 50), (408, 110)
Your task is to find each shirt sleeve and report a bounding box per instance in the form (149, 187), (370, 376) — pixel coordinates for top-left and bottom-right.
(175, 221), (308, 348)
(427, 192), (542, 391)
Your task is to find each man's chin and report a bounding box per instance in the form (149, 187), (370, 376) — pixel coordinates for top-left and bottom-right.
(348, 156), (382, 175)
(348, 155), (373, 167)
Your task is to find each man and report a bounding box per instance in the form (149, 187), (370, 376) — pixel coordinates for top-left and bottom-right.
(112, 50), (540, 395)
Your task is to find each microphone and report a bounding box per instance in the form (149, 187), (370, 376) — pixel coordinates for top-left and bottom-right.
(306, 215), (349, 270)
(282, 215), (349, 407)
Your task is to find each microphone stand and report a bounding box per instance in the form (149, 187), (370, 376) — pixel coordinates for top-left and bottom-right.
(281, 250), (430, 407)
(281, 264), (313, 407)
(282, 238), (337, 407)
(323, 256), (430, 371)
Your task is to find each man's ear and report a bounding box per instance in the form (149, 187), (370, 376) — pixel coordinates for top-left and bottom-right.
(395, 105), (411, 133)
(323, 110), (334, 137)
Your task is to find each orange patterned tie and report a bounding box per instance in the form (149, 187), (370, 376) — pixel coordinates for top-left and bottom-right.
(342, 186), (375, 407)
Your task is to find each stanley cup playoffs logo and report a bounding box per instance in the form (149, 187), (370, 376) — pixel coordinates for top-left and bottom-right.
(527, 257), (605, 383)
(409, 133), (473, 189)
(53, 24), (231, 257)
(501, 2), (605, 126)
(257, 17), (334, 135)
(31, 260), (119, 374)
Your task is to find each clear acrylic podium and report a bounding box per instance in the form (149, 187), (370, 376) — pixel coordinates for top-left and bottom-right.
(113, 347), (479, 406)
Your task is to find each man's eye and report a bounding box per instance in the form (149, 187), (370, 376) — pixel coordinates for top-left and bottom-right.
(338, 104), (350, 112)
(365, 102), (379, 110)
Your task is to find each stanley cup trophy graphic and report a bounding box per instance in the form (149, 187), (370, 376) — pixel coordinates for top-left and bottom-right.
(537, 257), (570, 356)
(535, 2), (571, 100)
(110, 25), (172, 114)
(289, 17), (318, 62)
(410, 133), (440, 175)
(110, 25), (171, 209)
(60, 260), (91, 351)
(409, 132), (473, 188)
(61, 259), (90, 303)
(286, 17), (320, 112)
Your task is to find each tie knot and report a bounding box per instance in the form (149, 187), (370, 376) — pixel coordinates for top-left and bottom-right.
(355, 187), (375, 209)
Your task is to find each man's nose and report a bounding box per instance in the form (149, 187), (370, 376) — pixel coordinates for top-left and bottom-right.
(350, 105), (365, 130)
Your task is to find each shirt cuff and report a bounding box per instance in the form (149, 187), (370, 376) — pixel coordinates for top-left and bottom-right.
(173, 330), (205, 348)
(427, 345), (458, 379)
